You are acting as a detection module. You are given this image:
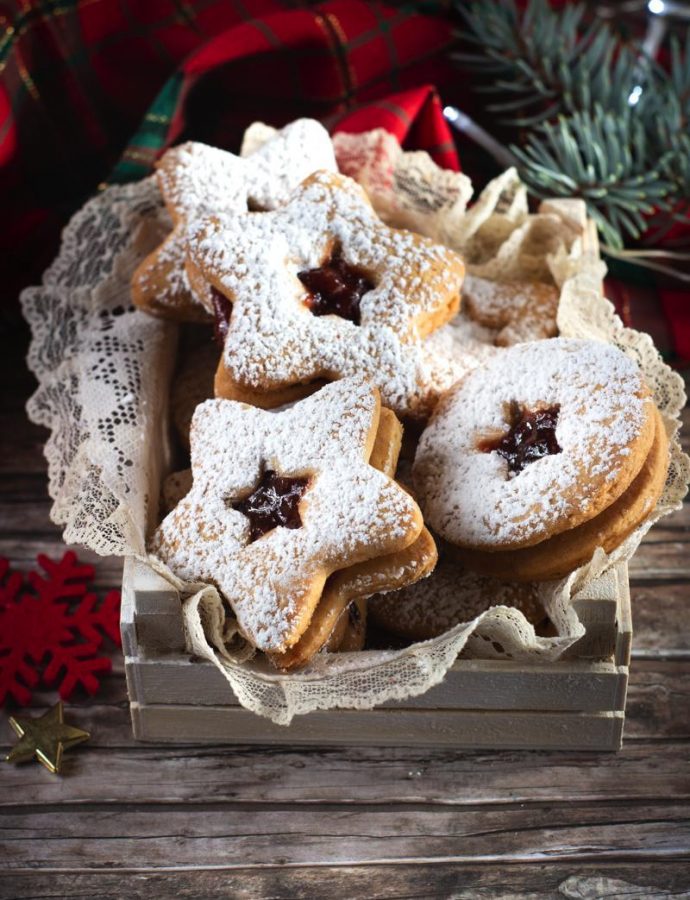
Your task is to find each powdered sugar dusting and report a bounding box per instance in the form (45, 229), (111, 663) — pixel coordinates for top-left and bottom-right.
(150, 377), (421, 652)
(413, 338), (652, 548)
(188, 170), (465, 419)
(463, 273), (559, 346)
(150, 119), (337, 311)
(421, 312), (501, 398)
(159, 118), (336, 216)
(370, 547), (543, 640)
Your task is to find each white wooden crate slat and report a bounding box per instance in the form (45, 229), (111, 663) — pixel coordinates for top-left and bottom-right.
(125, 655), (627, 712)
(129, 703), (624, 750)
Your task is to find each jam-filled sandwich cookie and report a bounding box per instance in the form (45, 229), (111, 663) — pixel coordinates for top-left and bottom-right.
(131, 119), (336, 322)
(370, 543), (545, 641)
(158, 406), (432, 662)
(413, 338), (668, 581)
(150, 377), (436, 669)
(187, 170), (465, 420)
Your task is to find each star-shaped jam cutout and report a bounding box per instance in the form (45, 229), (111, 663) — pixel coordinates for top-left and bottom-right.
(233, 470), (310, 542)
(5, 701), (90, 774)
(188, 170), (465, 420)
(479, 400), (562, 474)
(131, 119), (337, 320)
(298, 247), (374, 325)
(150, 377), (423, 653)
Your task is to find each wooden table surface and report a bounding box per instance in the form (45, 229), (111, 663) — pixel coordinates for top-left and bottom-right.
(1, 329), (689, 899)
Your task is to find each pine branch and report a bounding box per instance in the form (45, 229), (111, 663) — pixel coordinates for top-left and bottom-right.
(454, 1), (690, 249)
(510, 107), (674, 249)
(651, 29), (690, 222)
(455, 0), (642, 124)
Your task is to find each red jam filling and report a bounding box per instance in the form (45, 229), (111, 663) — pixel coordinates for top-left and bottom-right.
(211, 287), (232, 346)
(479, 401), (562, 474)
(298, 248), (374, 325)
(233, 470), (310, 542)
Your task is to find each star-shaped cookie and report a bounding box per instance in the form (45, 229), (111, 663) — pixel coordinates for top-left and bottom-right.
(150, 377), (424, 653)
(188, 170), (465, 419)
(131, 118), (337, 321)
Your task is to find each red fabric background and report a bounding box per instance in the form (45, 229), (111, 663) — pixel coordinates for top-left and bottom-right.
(1, 0), (687, 365)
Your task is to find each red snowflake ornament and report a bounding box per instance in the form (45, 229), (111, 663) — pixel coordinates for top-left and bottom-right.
(0, 552), (121, 706)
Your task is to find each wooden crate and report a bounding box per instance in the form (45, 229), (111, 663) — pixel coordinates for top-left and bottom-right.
(121, 558), (632, 751)
(120, 194), (633, 751)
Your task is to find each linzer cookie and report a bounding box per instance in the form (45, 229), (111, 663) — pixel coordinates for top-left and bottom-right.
(413, 338), (668, 581)
(187, 170), (465, 420)
(131, 119), (336, 321)
(150, 377), (436, 664)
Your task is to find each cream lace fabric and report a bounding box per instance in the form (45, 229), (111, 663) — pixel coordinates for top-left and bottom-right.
(22, 129), (689, 725)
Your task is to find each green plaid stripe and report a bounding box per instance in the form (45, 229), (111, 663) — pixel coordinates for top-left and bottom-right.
(109, 73), (182, 184)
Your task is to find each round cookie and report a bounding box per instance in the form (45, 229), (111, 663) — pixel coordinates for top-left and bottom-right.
(413, 338), (658, 563)
(369, 546), (544, 641)
(451, 406), (669, 581)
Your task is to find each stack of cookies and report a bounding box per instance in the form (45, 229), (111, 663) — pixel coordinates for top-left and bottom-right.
(152, 378), (437, 669)
(136, 119), (669, 668)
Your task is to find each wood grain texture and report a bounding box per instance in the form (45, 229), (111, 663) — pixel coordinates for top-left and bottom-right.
(1, 660), (686, 752)
(0, 739), (687, 808)
(131, 704), (626, 749)
(3, 864), (690, 900)
(125, 655), (629, 711)
(2, 801), (689, 868)
(1, 329), (688, 895)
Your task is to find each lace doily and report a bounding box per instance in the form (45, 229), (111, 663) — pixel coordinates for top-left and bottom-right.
(22, 131), (689, 726)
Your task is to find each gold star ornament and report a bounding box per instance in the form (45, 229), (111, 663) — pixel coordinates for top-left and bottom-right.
(5, 701), (90, 774)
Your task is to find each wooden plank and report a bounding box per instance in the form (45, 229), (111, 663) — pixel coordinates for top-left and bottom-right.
(0, 412), (52, 475)
(630, 580), (690, 659)
(629, 540), (690, 580)
(645, 499), (690, 540)
(3, 863), (690, 900)
(0, 537), (123, 593)
(1, 739), (688, 809)
(0, 498), (57, 534)
(1, 801), (687, 870)
(568, 568), (619, 660)
(130, 704), (625, 750)
(127, 560), (629, 660)
(122, 558), (186, 657)
(123, 558), (630, 755)
(624, 660), (690, 741)
(0, 473), (62, 502)
(127, 655), (628, 712)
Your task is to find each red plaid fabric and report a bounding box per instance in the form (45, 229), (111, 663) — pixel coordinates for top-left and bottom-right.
(111, 2), (456, 182)
(0, 0), (455, 311)
(2, 0), (687, 366)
